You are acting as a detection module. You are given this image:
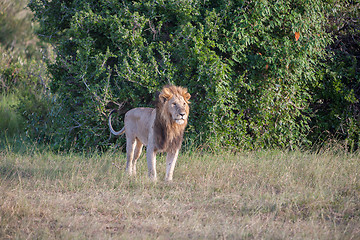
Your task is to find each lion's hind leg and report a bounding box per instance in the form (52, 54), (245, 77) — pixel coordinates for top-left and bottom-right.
(125, 137), (137, 176)
(132, 139), (143, 175)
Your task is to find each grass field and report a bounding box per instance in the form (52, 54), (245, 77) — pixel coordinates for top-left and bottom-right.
(0, 145), (359, 239)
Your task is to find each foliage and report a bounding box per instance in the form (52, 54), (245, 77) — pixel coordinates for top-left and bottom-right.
(309, 1), (360, 151)
(0, 0), (53, 141)
(28, 0), (338, 150)
(0, 0), (43, 58)
(0, 45), (53, 140)
(0, 93), (23, 136)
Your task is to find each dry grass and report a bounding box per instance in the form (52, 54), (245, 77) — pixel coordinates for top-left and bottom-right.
(0, 148), (359, 239)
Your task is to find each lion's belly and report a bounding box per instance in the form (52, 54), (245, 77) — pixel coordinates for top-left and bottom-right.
(136, 133), (149, 146)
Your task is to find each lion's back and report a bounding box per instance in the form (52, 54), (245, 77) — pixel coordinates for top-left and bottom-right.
(126, 107), (154, 119)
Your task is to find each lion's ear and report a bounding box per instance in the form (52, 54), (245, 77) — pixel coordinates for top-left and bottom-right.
(159, 88), (172, 103)
(183, 92), (191, 103)
(159, 94), (167, 103)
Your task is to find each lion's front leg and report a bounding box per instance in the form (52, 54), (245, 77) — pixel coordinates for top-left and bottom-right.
(165, 149), (179, 182)
(146, 145), (157, 181)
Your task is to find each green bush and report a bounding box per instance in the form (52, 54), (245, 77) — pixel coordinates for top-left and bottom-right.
(29, 0), (351, 150)
(28, 0), (331, 150)
(0, 93), (23, 136)
(0, 0), (55, 146)
(0, 47), (53, 142)
(309, 1), (360, 151)
(0, 46), (26, 136)
(0, 0), (43, 58)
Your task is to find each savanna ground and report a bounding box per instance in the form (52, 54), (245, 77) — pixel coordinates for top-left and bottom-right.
(0, 142), (359, 239)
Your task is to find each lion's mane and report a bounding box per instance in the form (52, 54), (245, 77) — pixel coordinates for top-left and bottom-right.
(154, 85), (190, 152)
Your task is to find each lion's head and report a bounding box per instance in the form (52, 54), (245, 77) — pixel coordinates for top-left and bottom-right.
(158, 85), (191, 125)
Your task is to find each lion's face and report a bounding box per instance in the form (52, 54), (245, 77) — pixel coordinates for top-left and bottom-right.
(167, 95), (189, 125)
(158, 86), (191, 125)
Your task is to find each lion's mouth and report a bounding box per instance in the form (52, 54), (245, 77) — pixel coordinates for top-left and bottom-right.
(175, 119), (185, 125)
(174, 118), (186, 125)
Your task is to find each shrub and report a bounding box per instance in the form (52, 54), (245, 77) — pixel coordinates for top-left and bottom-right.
(0, 0), (54, 146)
(0, 0), (43, 58)
(29, 0), (334, 150)
(0, 46), (53, 141)
(309, 1), (360, 151)
(0, 93), (23, 136)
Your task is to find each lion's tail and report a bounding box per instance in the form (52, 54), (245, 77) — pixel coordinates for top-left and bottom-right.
(108, 110), (125, 136)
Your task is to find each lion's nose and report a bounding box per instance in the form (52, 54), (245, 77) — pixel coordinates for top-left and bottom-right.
(179, 112), (185, 117)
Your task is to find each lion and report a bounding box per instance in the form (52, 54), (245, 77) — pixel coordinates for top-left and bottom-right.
(108, 85), (191, 181)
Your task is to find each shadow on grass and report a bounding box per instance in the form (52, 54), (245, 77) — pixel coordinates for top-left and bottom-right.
(0, 161), (69, 182)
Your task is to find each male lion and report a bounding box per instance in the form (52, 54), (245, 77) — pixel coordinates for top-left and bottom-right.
(108, 85), (191, 181)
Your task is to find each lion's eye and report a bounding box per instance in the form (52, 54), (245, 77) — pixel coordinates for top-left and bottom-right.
(172, 103), (177, 107)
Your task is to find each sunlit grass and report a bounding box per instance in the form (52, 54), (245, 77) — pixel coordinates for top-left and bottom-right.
(0, 147), (359, 239)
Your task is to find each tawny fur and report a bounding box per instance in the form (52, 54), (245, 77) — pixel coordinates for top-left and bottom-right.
(109, 85), (190, 181)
